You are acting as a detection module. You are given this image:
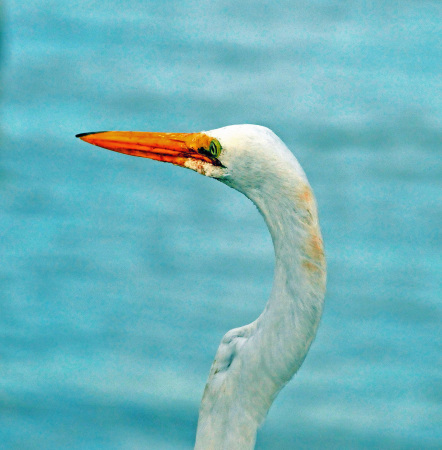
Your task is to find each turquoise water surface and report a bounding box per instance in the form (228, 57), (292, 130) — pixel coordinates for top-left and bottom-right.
(1, 1), (441, 448)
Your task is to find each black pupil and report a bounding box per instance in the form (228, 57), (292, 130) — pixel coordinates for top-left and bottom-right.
(210, 142), (216, 155)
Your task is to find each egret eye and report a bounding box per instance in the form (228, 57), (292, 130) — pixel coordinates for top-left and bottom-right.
(209, 139), (222, 158)
(198, 138), (222, 159)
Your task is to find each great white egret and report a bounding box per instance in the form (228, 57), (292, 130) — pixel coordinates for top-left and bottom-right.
(76, 125), (326, 449)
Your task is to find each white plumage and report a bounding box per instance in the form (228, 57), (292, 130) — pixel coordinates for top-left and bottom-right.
(194, 126), (326, 449)
(77, 124), (326, 450)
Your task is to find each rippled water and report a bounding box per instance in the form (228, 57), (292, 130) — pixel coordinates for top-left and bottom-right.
(1, 1), (441, 448)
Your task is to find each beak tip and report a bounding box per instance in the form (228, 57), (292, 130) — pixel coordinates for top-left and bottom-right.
(75, 131), (108, 139)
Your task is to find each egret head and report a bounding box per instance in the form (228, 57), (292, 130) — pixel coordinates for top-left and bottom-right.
(76, 124), (306, 199)
(206, 124), (307, 195)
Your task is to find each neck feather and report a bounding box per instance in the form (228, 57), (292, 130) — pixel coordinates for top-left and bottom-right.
(195, 173), (326, 450)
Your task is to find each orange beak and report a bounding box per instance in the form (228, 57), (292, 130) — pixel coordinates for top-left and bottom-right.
(76, 131), (222, 167)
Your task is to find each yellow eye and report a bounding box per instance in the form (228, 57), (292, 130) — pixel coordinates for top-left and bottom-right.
(209, 139), (222, 158)
(198, 139), (222, 159)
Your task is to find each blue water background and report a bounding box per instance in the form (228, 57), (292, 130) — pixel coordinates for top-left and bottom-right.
(1, 1), (441, 448)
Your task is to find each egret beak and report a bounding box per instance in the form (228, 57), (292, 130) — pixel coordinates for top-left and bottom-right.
(76, 131), (223, 167)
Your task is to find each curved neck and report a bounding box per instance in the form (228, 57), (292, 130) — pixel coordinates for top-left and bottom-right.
(254, 181), (326, 381)
(195, 177), (326, 450)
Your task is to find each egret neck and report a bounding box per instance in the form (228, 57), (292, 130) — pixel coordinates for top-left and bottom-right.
(195, 133), (326, 448)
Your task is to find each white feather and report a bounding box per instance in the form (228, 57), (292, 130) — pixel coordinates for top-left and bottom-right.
(191, 125), (327, 450)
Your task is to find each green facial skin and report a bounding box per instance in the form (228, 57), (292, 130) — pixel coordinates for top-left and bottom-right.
(199, 139), (222, 159)
(209, 139), (222, 158)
